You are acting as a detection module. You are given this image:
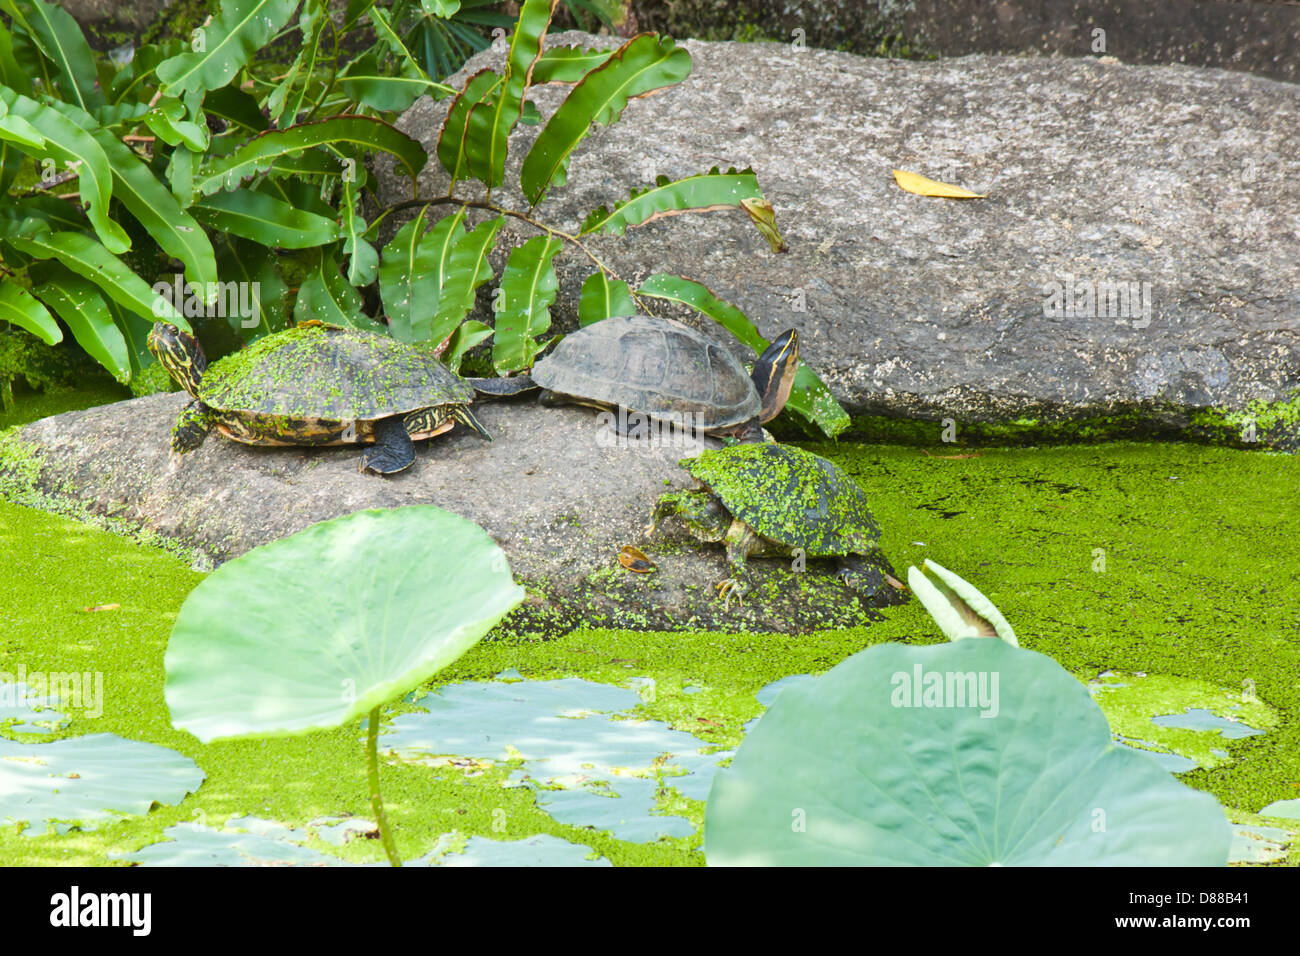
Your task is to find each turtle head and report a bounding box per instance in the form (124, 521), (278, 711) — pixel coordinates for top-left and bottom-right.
(148, 322), (207, 398)
(752, 329), (799, 424)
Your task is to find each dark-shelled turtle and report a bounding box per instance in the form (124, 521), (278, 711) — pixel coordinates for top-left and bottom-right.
(530, 315), (799, 442)
(147, 321), (491, 475)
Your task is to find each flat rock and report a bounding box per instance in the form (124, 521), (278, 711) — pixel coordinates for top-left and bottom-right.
(3, 395), (900, 634)
(376, 32), (1300, 449)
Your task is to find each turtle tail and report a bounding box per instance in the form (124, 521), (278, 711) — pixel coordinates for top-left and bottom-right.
(454, 406), (493, 441)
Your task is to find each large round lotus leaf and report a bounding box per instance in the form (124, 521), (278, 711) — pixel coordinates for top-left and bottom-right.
(705, 639), (1232, 866)
(165, 507), (524, 743)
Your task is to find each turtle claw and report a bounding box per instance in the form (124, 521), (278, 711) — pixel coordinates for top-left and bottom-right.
(717, 578), (747, 611)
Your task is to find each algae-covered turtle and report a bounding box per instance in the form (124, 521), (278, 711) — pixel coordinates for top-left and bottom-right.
(646, 443), (888, 606)
(530, 315), (799, 442)
(147, 321), (491, 475)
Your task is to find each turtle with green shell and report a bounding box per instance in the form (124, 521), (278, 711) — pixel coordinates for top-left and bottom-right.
(646, 442), (891, 607)
(147, 321), (493, 475)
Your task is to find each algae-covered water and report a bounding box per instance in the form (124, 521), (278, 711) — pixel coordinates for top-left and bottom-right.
(1, 388), (1297, 865)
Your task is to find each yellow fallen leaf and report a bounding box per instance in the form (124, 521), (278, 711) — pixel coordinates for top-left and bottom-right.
(740, 197), (788, 253)
(893, 169), (986, 199)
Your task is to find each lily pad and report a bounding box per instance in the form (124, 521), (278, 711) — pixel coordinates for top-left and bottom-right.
(387, 676), (726, 842)
(115, 817), (365, 867)
(438, 834), (611, 867)
(1088, 672), (1277, 771)
(117, 817), (610, 867)
(164, 507), (525, 742)
(705, 639), (1232, 866)
(0, 681), (68, 735)
(1258, 799), (1300, 821)
(1, 732), (203, 837)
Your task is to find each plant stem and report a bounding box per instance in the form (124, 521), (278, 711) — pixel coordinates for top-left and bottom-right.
(378, 195), (657, 315)
(367, 705), (401, 867)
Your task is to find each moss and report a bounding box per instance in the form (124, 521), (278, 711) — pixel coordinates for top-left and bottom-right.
(834, 395), (1300, 452)
(198, 324), (470, 422)
(683, 443), (878, 555)
(1, 420), (1297, 864)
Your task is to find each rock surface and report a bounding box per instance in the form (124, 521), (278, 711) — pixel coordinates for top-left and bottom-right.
(4, 395), (901, 634)
(629, 0), (1300, 84)
(375, 32), (1300, 449)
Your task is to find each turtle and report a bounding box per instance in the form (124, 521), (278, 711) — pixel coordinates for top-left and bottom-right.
(645, 442), (890, 607)
(529, 315), (799, 443)
(147, 321), (492, 475)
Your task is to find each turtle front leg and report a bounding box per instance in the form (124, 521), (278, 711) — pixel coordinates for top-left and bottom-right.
(362, 416), (416, 475)
(718, 519), (762, 610)
(172, 400), (216, 454)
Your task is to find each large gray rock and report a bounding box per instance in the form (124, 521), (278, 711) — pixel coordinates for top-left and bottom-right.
(375, 32), (1300, 450)
(2, 395), (900, 634)
(629, 0), (1300, 84)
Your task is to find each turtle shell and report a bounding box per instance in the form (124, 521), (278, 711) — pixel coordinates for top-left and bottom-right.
(531, 315), (760, 430)
(682, 443), (881, 556)
(199, 324), (473, 422)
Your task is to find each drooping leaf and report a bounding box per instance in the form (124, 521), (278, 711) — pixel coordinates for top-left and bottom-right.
(32, 270), (130, 383)
(0, 20), (33, 96)
(191, 190), (340, 249)
(636, 273), (848, 437)
(428, 215), (504, 349)
(195, 116), (427, 195)
(164, 507), (525, 742)
(266, 0), (327, 127)
(0, 87), (128, 254)
(442, 319), (492, 372)
(358, 6), (455, 108)
(0, 194), (88, 232)
(90, 128), (218, 297)
(141, 96), (210, 152)
(705, 639), (1233, 866)
(339, 173), (379, 286)
(203, 85), (269, 134)
(341, 52), (438, 114)
(293, 247), (377, 330)
(789, 363), (851, 439)
(216, 237), (289, 340)
(892, 168), (986, 199)
(0, 281), (61, 345)
(530, 44), (614, 84)
(492, 234), (562, 373)
(168, 145), (195, 206)
(463, 0), (556, 190)
(156, 0), (301, 96)
(104, 296), (163, 380)
(1, 0), (104, 110)
(378, 206), (465, 342)
(421, 0), (462, 15)
(520, 34), (691, 207)
(579, 167), (763, 237)
(578, 270), (635, 325)
(0, 103), (44, 148)
(436, 68), (501, 183)
(4, 225), (185, 327)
